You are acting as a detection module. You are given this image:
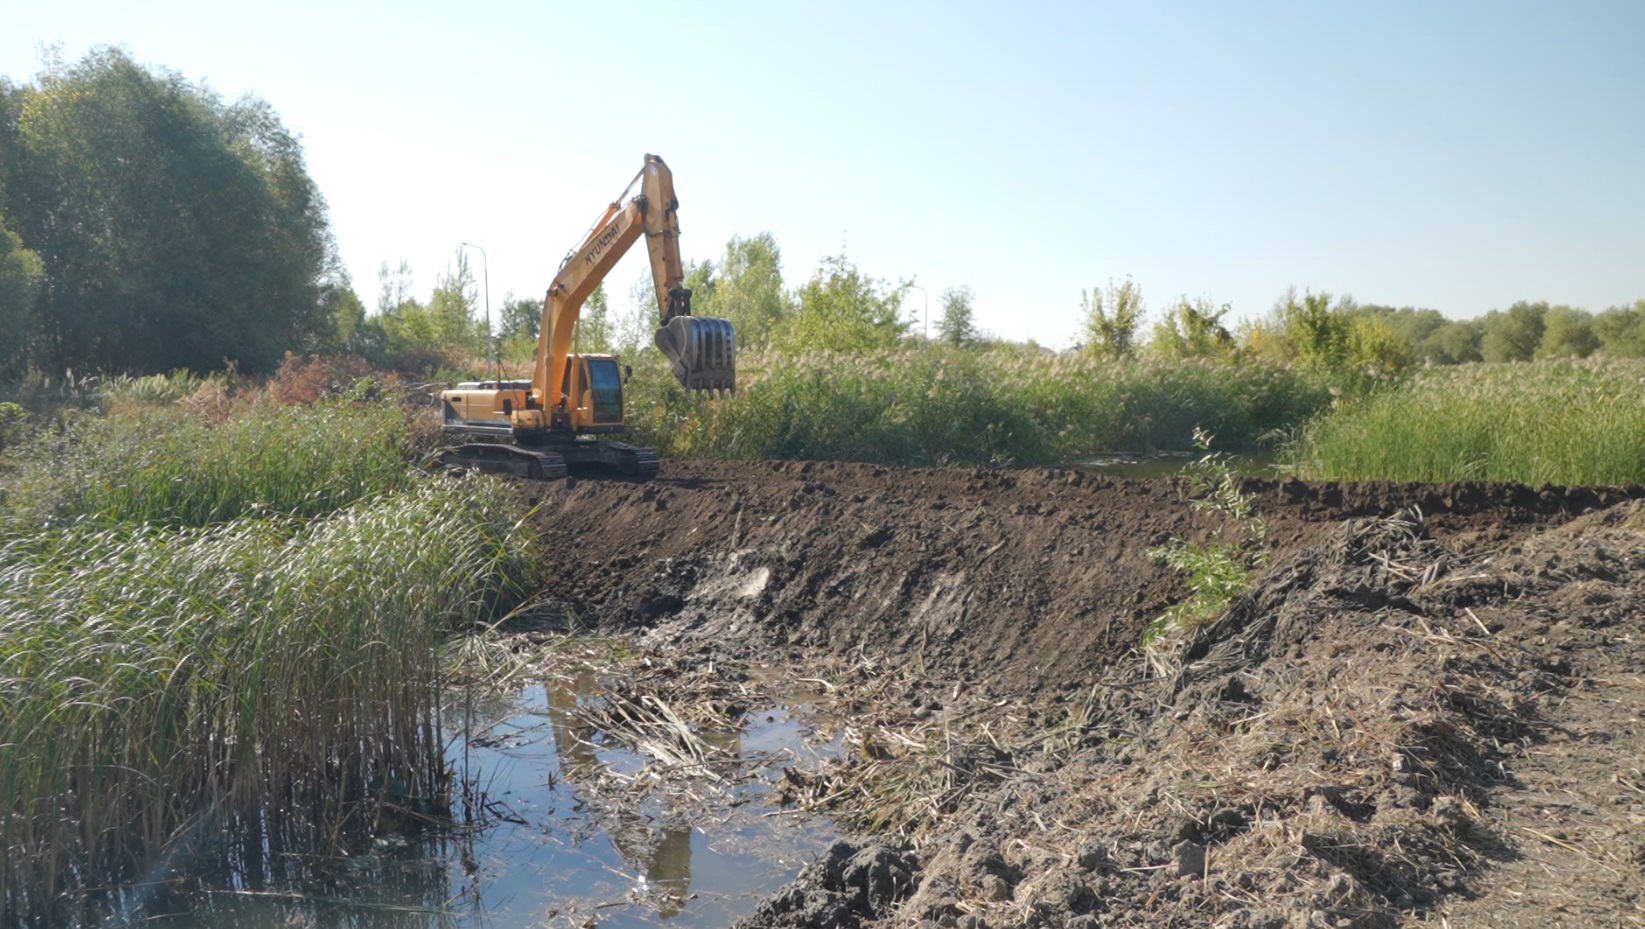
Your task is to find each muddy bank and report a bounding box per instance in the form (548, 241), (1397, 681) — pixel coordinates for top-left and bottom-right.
(521, 460), (1645, 927)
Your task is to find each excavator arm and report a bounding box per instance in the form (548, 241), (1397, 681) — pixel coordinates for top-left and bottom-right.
(517, 154), (734, 433)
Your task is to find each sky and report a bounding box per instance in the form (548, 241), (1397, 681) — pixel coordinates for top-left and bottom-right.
(4, 1), (1642, 348)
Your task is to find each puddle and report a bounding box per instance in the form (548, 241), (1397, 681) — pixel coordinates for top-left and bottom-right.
(122, 674), (841, 928)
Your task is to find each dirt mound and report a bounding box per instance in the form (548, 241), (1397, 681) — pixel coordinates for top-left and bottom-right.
(521, 460), (1645, 926)
(527, 461), (1636, 695)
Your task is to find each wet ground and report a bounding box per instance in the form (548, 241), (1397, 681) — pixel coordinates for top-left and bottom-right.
(516, 460), (1645, 928)
(125, 673), (842, 928)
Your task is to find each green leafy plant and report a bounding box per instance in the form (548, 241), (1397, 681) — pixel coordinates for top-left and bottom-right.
(1146, 428), (1270, 641)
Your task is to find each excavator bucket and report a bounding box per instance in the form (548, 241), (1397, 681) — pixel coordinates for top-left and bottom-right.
(655, 316), (737, 393)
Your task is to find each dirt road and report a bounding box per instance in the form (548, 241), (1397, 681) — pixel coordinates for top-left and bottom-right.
(524, 460), (1645, 928)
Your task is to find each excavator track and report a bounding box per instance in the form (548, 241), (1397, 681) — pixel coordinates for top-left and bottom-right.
(558, 440), (660, 479)
(433, 444), (568, 481)
(627, 446), (661, 479)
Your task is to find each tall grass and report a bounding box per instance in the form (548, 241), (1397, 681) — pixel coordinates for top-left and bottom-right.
(0, 398), (415, 530)
(0, 478), (537, 923)
(1282, 359), (1645, 484)
(624, 345), (1346, 467)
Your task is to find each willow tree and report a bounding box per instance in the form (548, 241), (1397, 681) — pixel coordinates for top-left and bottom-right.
(0, 47), (342, 374)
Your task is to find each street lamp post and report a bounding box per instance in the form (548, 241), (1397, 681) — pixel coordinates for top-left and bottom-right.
(460, 242), (492, 383)
(907, 283), (929, 340)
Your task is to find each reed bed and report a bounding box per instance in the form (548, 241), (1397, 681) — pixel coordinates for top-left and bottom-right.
(0, 398), (413, 531)
(1283, 359), (1645, 484)
(626, 346), (1343, 467)
(0, 478), (537, 924)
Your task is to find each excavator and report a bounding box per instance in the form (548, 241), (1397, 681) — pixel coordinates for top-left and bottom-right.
(435, 154), (735, 479)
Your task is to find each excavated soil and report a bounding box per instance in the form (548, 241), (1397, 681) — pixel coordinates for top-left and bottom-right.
(521, 460), (1645, 927)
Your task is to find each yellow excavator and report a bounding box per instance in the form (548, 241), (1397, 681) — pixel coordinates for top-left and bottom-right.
(436, 154), (735, 479)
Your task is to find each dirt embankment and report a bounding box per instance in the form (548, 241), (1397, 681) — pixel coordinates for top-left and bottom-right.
(525, 460), (1645, 927)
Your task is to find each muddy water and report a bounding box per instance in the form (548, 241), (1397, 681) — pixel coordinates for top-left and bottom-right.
(135, 678), (840, 928)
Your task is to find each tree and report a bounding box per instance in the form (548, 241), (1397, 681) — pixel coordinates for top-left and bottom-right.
(1082, 277), (1145, 357)
(1480, 301), (1547, 362)
(499, 293), (543, 341)
(1595, 300), (1645, 358)
(711, 233), (790, 349)
(320, 281), (366, 354)
(0, 47), (340, 373)
(683, 258), (717, 316)
(1424, 320), (1484, 364)
(1536, 306), (1599, 359)
(1152, 296), (1233, 359)
(780, 254), (907, 352)
(427, 249), (482, 354)
(1277, 289), (1352, 368)
(0, 215), (44, 377)
(936, 285), (978, 347)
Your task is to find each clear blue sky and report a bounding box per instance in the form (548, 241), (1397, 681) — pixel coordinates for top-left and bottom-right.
(5, 1), (1642, 347)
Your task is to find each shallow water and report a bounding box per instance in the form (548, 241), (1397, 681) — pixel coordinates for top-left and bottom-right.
(128, 677), (840, 928)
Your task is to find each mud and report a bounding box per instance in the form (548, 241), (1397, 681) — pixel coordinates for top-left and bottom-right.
(521, 460), (1645, 927)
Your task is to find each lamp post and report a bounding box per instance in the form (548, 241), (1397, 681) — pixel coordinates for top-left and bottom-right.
(460, 242), (491, 383)
(907, 283), (929, 340)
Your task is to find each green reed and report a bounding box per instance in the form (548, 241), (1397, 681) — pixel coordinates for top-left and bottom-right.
(0, 398), (413, 531)
(0, 478), (536, 922)
(1281, 359), (1645, 485)
(625, 345), (1344, 467)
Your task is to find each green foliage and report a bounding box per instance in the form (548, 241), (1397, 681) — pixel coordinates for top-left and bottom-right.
(1595, 300), (1645, 358)
(1343, 312), (1414, 373)
(499, 292), (544, 342)
(0, 478), (537, 915)
(0, 47), (339, 374)
(626, 345), (1343, 467)
(778, 254), (908, 353)
(707, 233), (790, 349)
(1, 397), (414, 530)
(1282, 359), (1645, 484)
(937, 284), (979, 347)
(1424, 320), (1485, 364)
(1536, 306), (1599, 359)
(0, 401), (26, 451)
(1277, 289), (1352, 368)
(1480, 301), (1547, 362)
(361, 254), (485, 372)
(1151, 296), (1233, 360)
(1146, 429), (1270, 641)
(1083, 277), (1146, 358)
(0, 215), (43, 377)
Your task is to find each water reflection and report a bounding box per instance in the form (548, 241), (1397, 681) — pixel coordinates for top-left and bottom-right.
(97, 672), (837, 928)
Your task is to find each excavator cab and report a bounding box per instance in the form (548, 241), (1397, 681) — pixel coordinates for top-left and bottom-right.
(561, 355), (626, 430)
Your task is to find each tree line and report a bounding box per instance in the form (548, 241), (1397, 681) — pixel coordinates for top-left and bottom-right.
(1083, 280), (1645, 372)
(0, 47), (346, 379)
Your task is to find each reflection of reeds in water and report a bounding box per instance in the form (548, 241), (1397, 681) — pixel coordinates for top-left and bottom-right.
(0, 480), (535, 924)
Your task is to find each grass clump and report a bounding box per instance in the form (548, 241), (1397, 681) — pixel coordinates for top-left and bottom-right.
(1147, 429), (1271, 642)
(0, 477), (536, 922)
(1282, 359), (1645, 485)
